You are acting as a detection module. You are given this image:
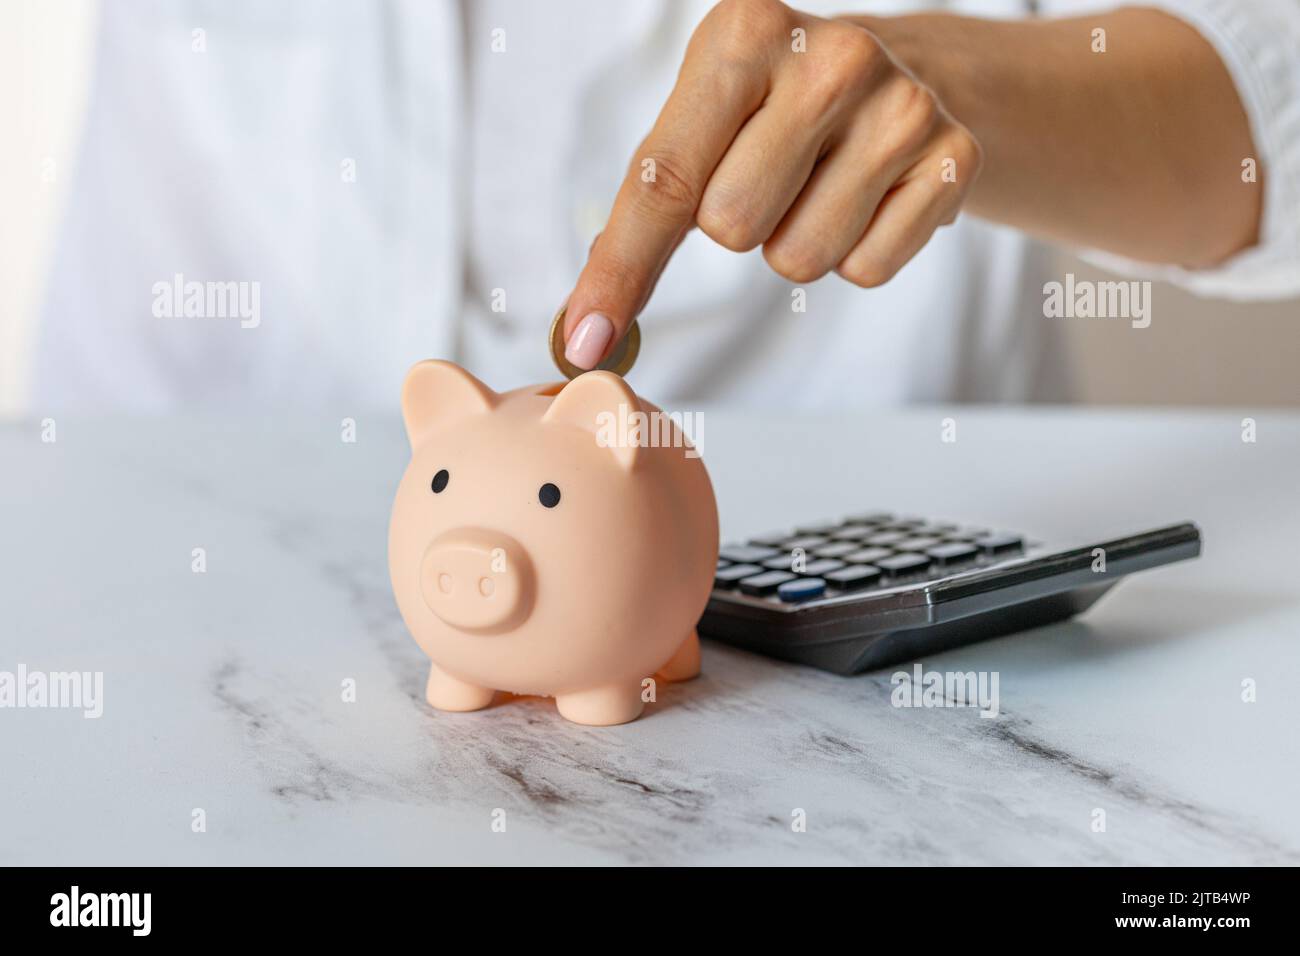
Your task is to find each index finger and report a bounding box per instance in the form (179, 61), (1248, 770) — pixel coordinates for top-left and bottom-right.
(560, 57), (770, 369)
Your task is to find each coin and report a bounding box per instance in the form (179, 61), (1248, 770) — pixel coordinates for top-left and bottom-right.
(549, 306), (640, 380)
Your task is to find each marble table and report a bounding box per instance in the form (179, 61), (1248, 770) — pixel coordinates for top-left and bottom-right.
(2, 407), (1297, 865)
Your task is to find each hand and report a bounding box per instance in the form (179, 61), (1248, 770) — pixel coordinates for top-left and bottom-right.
(560, 0), (982, 369)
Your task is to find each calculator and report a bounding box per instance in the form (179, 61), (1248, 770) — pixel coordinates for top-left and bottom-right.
(699, 513), (1201, 674)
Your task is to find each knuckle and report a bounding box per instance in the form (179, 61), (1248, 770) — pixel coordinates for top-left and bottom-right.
(705, 0), (791, 58)
(897, 79), (941, 133)
(823, 21), (883, 70)
(763, 239), (832, 284)
(950, 127), (984, 179)
(696, 191), (764, 252)
(837, 251), (899, 289)
(801, 28), (880, 116)
(631, 151), (703, 224)
(871, 81), (940, 167)
(929, 126), (983, 193)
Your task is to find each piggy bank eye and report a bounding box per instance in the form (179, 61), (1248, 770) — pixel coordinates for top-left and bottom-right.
(538, 483), (561, 508)
(431, 469), (450, 494)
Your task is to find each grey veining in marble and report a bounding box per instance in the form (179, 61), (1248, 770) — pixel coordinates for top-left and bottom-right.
(2, 409), (1297, 864)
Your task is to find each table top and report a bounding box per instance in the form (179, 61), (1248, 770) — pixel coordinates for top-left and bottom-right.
(2, 406), (1296, 865)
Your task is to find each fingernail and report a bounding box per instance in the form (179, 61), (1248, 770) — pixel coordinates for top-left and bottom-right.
(564, 313), (614, 370)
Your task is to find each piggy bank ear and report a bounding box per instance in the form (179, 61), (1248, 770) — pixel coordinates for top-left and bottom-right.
(542, 371), (641, 471)
(401, 360), (497, 446)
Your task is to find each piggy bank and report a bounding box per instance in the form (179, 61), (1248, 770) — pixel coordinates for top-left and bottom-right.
(388, 360), (719, 725)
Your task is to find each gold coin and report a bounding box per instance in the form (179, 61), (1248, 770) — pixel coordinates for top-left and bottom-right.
(549, 306), (640, 380)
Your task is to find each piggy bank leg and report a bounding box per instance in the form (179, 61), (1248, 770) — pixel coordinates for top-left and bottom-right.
(656, 629), (701, 682)
(425, 662), (495, 712)
(555, 682), (644, 726)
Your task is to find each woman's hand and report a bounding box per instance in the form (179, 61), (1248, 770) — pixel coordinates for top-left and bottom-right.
(560, 0), (981, 369)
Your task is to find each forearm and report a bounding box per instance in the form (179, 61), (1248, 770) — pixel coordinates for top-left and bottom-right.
(853, 7), (1260, 268)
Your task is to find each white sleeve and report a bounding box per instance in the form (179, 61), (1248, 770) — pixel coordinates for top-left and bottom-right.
(1042, 0), (1300, 301)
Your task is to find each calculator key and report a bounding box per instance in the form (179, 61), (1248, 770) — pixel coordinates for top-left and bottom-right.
(719, 544), (780, 564)
(748, 530), (792, 547)
(886, 517), (926, 529)
(824, 565), (883, 590)
(777, 578), (826, 603)
(738, 570), (797, 596)
(717, 558), (731, 569)
(844, 512), (892, 524)
(895, 536), (943, 551)
(844, 547), (893, 564)
(876, 553), (932, 577)
(926, 542), (980, 565)
(780, 535), (830, 551)
(975, 533), (1024, 555)
(765, 554), (839, 573)
(922, 523), (959, 534)
(794, 522), (839, 535)
(865, 531), (907, 546)
(942, 527), (990, 541)
(829, 524), (876, 541)
(813, 541), (859, 559)
(715, 563), (764, 587)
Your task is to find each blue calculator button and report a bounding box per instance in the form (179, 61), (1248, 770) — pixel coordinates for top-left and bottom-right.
(778, 578), (826, 603)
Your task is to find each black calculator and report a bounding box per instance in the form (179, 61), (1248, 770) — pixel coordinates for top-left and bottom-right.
(699, 513), (1201, 674)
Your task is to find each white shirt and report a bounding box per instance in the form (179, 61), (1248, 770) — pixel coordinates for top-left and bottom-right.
(30, 0), (1300, 413)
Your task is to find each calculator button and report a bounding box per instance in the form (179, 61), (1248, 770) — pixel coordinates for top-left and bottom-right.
(895, 536), (943, 551)
(844, 512), (892, 524)
(717, 558), (731, 569)
(719, 544), (780, 564)
(829, 524), (876, 541)
(942, 527), (990, 541)
(794, 522), (839, 535)
(926, 542), (980, 565)
(876, 553), (932, 577)
(777, 578), (826, 603)
(748, 530), (792, 547)
(865, 531), (907, 546)
(715, 564), (764, 587)
(765, 554), (843, 575)
(780, 535), (830, 551)
(923, 523), (959, 534)
(738, 570), (797, 596)
(844, 547), (893, 564)
(824, 565), (883, 590)
(885, 517), (926, 529)
(975, 533), (1023, 555)
(813, 541), (859, 559)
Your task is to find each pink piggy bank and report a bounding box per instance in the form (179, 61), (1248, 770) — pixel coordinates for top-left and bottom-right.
(388, 360), (719, 726)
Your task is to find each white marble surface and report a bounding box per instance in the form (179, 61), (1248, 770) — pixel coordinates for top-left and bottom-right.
(2, 407), (1297, 865)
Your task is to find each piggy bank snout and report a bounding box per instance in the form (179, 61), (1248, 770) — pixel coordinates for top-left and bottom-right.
(420, 529), (534, 634)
